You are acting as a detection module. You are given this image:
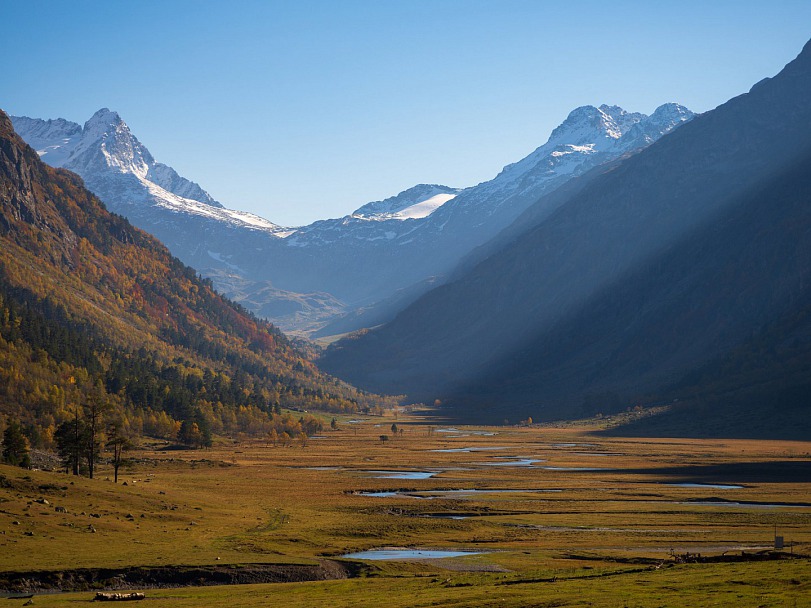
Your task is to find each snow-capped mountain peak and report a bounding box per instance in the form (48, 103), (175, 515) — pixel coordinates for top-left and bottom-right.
(73, 107), (152, 178)
(12, 100), (694, 333)
(488, 103), (693, 196)
(646, 103), (695, 130)
(11, 109), (231, 212)
(619, 103), (696, 149)
(352, 184), (461, 221)
(547, 104), (645, 149)
(83, 107), (124, 133)
(8, 115), (81, 147)
(9, 115), (82, 166)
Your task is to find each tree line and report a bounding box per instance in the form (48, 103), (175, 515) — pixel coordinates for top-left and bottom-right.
(0, 276), (391, 457)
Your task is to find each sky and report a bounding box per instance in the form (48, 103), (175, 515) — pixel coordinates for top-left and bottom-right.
(2, 1), (811, 226)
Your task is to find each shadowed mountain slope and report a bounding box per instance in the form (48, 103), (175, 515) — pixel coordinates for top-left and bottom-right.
(448, 149), (811, 431)
(14, 105), (691, 335)
(320, 40), (811, 437)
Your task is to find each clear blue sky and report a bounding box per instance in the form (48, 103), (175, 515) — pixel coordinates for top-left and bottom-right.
(2, 1), (810, 226)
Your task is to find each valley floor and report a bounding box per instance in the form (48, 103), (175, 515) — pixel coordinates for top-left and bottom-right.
(1, 414), (809, 607)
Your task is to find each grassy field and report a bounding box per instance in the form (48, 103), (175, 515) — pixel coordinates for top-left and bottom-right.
(1, 413), (810, 606)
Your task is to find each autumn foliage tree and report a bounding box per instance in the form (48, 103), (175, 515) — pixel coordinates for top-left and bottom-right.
(0, 110), (399, 455)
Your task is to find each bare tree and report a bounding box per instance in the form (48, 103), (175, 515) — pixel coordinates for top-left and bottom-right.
(84, 393), (106, 479)
(106, 423), (133, 483)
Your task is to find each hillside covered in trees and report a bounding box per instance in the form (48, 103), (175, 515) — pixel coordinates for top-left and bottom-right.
(0, 110), (395, 456)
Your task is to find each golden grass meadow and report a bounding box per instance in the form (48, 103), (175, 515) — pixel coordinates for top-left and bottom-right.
(1, 412), (809, 607)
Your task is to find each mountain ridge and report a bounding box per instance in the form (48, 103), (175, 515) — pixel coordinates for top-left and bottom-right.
(12, 101), (693, 332)
(319, 38), (811, 437)
(0, 109), (391, 449)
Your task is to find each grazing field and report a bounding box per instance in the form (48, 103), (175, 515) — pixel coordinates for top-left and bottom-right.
(1, 414), (810, 607)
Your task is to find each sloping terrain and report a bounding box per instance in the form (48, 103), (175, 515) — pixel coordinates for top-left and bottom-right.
(451, 150), (811, 434)
(320, 40), (811, 436)
(0, 110), (387, 446)
(14, 105), (692, 333)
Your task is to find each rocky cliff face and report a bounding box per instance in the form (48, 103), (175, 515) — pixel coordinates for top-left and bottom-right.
(0, 112), (80, 265)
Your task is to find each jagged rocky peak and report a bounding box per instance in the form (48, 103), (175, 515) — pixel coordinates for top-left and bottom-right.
(10, 96), (696, 326)
(84, 109), (222, 206)
(531, 102), (694, 161)
(9, 115), (81, 142)
(11, 108), (224, 209)
(488, 103), (678, 190)
(76, 108), (153, 177)
(620, 103), (696, 149)
(547, 104), (645, 149)
(9, 115), (83, 167)
(648, 102), (694, 125)
(84, 107), (124, 130)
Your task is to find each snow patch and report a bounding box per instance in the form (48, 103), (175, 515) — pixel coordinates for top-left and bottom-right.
(367, 193), (458, 220)
(207, 251), (244, 273)
(12, 109), (294, 237)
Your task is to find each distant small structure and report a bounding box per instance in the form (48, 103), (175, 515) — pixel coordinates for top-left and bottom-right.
(774, 525), (785, 550)
(774, 535), (784, 550)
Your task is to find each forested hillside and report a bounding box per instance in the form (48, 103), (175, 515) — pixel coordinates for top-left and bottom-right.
(0, 110), (393, 454)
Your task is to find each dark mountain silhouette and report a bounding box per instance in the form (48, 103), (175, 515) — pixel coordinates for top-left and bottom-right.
(320, 40), (811, 437)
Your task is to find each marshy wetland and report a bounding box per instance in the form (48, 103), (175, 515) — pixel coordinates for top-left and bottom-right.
(1, 414), (809, 606)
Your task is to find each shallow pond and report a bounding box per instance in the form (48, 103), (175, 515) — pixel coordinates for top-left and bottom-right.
(342, 549), (485, 560)
(357, 488), (562, 499)
(681, 500), (811, 509)
(358, 491), (430, 498)
(431, 447), (507, 453)
(478, 458), (544, 467)
(366, 470), (438, 479)
(429, 488), (562, 496)
(665, 483), (744, 489)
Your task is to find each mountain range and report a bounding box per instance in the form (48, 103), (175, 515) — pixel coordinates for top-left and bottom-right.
(4, 37), (811, 440)
(0, 108), (388, 446)
(11, 103), (693, 335)
(320, 39), (811, 438)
